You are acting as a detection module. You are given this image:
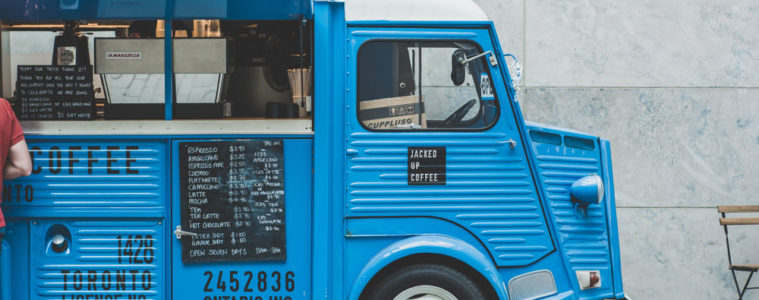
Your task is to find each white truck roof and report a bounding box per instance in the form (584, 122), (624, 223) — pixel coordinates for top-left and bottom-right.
(343, 0), (488, 22)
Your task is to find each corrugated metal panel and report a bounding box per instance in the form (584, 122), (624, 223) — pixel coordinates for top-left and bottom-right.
(3, 141), (166, 208)
(528, 127), (614, 296)
(31, 220), (164, 300)
(346, 132), (553, 267)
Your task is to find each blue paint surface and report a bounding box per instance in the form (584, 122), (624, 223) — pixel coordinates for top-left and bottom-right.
(2, 138), (170, 299)
(1, 137), (312, 299)
(525, 123), (619, 299)
(5, 140), (167, 212)
(31, 220), (166, 299)
(0, 1), (628, 298)
(345, 218), (510, 299)
(345, 26), (554, 268)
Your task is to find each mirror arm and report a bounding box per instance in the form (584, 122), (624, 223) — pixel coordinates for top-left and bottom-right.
(459, 51), (498, 67)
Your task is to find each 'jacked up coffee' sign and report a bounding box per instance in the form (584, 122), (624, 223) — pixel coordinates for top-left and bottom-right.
(407, 147), (446, 185)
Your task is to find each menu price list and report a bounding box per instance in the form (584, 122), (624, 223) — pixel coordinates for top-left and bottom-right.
(179, 140), (286, 263)
(15, 65), (95, 120)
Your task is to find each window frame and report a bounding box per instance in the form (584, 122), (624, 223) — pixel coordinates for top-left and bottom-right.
(355, 38), (500, 132)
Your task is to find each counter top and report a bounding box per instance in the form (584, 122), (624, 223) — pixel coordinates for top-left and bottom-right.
(20, 119), (314, 136)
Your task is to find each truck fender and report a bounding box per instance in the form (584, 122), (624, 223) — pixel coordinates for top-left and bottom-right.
(347, 235), (509, 300)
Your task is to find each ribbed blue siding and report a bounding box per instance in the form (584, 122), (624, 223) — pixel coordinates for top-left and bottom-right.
(528, 127), (614, 297)
(5, 141), (165, 208)
(31, 220), (164, 300)
(346, 132), (554, 267)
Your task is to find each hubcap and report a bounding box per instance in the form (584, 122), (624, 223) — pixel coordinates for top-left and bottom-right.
(393, 285), (458, 300)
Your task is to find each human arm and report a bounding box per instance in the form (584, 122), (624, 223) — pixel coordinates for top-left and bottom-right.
(3, 99), (32, 180)
(4, 139), (32, 180)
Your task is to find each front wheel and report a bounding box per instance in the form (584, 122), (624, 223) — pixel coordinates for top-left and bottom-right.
(361, 264), (486, 300)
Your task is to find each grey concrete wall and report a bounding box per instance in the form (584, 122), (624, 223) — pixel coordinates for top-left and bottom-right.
(475, 0), (759, 298)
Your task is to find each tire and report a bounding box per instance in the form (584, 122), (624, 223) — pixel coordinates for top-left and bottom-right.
(362, 263), (487, 300)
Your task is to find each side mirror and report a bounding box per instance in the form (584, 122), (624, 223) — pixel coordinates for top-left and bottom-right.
(450, 50), (467, 86)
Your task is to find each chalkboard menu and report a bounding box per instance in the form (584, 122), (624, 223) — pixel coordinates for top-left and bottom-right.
(179, 140), (286, 263)
(15, 65), (95, 120)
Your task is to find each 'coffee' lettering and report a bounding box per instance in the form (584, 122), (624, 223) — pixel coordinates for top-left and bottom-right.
(27, 145), (141, 175)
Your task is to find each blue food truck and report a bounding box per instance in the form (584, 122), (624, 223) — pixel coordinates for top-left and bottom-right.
(0, 0), (627, 299)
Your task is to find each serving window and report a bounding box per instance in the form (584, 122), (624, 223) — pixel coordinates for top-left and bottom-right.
(357, 40), (498, 131)
(0, 19), (313, 122)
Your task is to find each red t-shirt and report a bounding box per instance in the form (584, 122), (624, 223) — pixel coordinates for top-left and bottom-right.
(0, 99), (25, 227)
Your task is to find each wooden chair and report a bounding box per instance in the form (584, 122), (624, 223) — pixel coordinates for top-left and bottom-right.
(719, 205), (759, 299)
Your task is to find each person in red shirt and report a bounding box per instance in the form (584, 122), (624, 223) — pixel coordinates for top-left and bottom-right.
(0, 99), (32, 246)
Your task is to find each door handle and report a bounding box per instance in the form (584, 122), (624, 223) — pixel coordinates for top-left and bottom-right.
(497, 138), (517, 149)
(174, 226), (198, 239)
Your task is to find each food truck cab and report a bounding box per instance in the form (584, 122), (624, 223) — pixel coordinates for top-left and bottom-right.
(0, 0), (627, 299)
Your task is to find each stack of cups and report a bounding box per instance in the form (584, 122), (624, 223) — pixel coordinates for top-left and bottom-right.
(287, 68), (312, 118)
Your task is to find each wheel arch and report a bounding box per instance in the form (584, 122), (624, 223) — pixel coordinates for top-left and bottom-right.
(348, 235), (509, 300)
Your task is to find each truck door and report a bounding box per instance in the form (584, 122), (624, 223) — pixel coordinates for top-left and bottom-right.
(345, 27), (555, 267)
(170, 138), (312, 299)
